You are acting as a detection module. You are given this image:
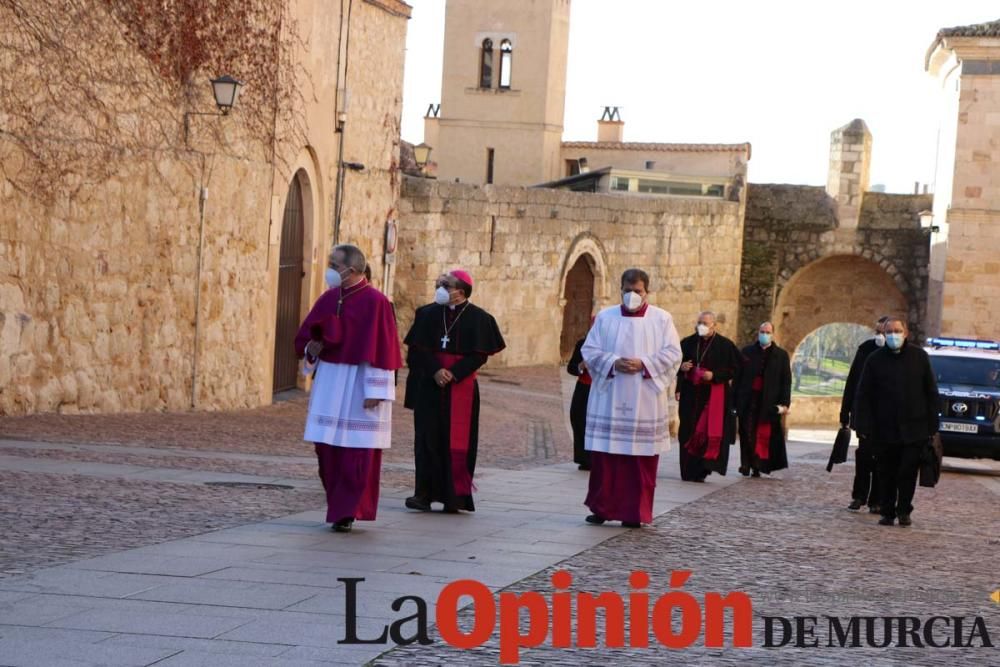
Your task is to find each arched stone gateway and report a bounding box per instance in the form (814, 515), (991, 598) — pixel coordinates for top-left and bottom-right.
(774, 255), (907, 354)
(739, 184), (931, 348)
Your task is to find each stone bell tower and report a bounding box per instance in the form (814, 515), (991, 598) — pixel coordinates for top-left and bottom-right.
(425, 0), (571, 186)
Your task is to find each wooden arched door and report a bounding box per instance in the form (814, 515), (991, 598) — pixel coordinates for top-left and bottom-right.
(560, 255), (595, 360)
(272, 176), (305, 393)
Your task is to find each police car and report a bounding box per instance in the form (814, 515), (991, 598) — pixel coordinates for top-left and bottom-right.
(926, 337), (1000, 460)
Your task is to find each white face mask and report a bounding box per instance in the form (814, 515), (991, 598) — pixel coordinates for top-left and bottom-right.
(622, 291), (643, 312)
(874, 333), (886, 348)
(325, 268), (343, 289)
(434, 286), (451, 305)
(696, 323), (711, 337)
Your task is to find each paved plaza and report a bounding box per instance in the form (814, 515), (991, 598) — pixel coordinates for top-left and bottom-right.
(0, 367), (998, 666)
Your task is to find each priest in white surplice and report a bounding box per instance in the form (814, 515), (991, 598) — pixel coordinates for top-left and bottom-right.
(295, 244), (403, 533)
(581, 268), (682, 528)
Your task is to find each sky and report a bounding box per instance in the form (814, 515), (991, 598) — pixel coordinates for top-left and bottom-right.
(400, 1), (999, 193)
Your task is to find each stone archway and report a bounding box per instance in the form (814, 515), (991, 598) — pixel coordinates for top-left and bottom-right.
(774, 255), (908, 354)
(557, 234), (609, 361)
(559, 255), (595, 360)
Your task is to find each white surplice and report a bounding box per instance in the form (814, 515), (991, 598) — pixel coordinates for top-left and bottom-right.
(582, 304), (682, 456)
(304, 361), (395, 449)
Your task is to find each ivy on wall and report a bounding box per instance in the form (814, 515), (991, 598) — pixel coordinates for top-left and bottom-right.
(0, 0), (307, 201)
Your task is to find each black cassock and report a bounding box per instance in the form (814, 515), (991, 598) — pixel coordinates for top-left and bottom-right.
(403, 302), (505, 511)
(566, 339), (592, 469)
(735, 343), (791, 474)
(837, 338), (881, 505)
(676, 333), (741, 480)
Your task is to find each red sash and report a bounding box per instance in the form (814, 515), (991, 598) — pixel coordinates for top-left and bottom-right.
(684, 381), (726, 461)
(435, 352), (476, 496)
(751, 376), (771, 460)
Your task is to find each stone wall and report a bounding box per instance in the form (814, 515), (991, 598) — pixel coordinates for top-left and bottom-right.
(786, 396), (842, 428)
(326, 0), (411, 296)
(941, 212), (1000, 338)
(395, 177), (745, 366)
(739, 184), (931, 353)
(0, 0), (409, 416)
(939, 62), (1000, 340)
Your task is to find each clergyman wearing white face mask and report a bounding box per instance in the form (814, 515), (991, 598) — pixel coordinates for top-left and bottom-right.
(579, 268), (682, 529)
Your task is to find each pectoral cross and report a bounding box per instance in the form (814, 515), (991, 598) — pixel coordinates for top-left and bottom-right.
(440, 334), (450, 349)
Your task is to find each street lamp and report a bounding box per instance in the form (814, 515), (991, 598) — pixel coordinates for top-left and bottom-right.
(413, 143), (433, 172)
(210, 75), (244, 115)
(918, 210), (939, 234)
(184, 75), (245, 143)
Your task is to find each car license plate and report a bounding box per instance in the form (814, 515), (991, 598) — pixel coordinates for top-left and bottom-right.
(940, 422), (979, 434)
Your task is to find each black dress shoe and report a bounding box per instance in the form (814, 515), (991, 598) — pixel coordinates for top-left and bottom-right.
(738, 466), (750, 477)
(897, 513), (912, 526)
(868, 504), (881, 514)
(751, 469), (761, 478)
(585, 514), (606, 525)
(405, 496), (431, 512)
(848, 499), (863, 511)
(332, 518), (354, 533)
(878, 516), (895, 526)
(441, 505), (460, 514)
(622, 521), (642, 528)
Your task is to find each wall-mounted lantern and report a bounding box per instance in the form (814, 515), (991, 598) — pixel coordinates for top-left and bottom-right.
(185, 75), (245, 142)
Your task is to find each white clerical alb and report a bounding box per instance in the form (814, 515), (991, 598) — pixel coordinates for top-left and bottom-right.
(304, 361), (395, 449)
(582, 304), (682, 457)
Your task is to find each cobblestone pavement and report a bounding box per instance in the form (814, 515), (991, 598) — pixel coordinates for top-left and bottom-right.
(0, 470), (319, 578)
(0, 444), (318, 480)
(3, 367), (998, 665)
(374, 460), (1000, 665)
(0, 366), (569, 469)
(0, 366), (568, 580)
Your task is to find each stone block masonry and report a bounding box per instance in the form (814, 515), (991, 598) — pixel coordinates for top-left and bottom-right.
(395, 177), (745, 367)
(0, 0), (410, 416)
(739, 184), (931, 353)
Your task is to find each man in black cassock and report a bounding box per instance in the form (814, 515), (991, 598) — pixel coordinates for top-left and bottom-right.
(567, 335), (593, 471)
(853, 318), (938, 527)
(839, 315), (888, 513)
(735, 321), (791, 476)
(675, 311), (741, 482)
(403, 269), (505, 513)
